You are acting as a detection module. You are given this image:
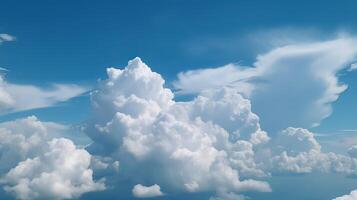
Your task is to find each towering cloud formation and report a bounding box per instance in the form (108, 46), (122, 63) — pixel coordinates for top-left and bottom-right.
(174, 37), (357, 133)
(85, 58), (271, 199)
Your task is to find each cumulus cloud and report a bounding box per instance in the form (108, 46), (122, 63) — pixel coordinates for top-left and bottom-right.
(85, 57), (271, 199)
(83, 57), (357, 199)
(174, 64), (256, 96)
(174, 37), (357, 133)
(333, 189), (357, 200)
(0, 75), (88, 114)
(270, 128), (357, 175)
(132, 184), (164, 198)
(0, 116), (105, 199)
(1, 138), (105, 200)
(0, 116), (59, 173)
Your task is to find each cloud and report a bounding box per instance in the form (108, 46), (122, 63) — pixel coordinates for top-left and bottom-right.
(273, 127), (321, 155)
(270, 128), (357, 175)
(0, 116), (105, 200)
(174, 64), (256, 96)
(348, 146), (357, 158)
(333, 189), (357, 200)
(0, 116), (60, 173)
(1, 138), (105, 200)
(174, 37), (357, 133)
(0, 34), (15, 43)
(83, 57), (357, 199)
(0, 75), (88, 114)
(85, 57), (271, 199)
(348, 63), (357, 71)
(132, 184), (164, 198)
(209, 190), (246, 200)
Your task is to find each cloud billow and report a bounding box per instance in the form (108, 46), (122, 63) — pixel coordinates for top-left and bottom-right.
(0, 116), (105, 200)
(85, 57), (271, 199)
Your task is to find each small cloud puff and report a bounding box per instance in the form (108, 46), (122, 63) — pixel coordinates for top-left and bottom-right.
(132, 184), (164, 198)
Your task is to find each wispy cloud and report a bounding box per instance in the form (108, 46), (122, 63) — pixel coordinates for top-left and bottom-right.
(0, 33), (15, 43)
(175, 36), (357, 133)
(0, 75), (89, 115)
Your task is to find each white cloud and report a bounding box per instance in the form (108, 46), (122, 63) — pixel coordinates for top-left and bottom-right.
(333, 190), (357, 200)
(132, 184), (164, 198)
(0, 75), (88, 114)
(270, 128), (357, 175)
(174, 37), (357, 133)
(348, 146), (357, 158)
(0, 33), (15, 43)
(0, 116), (105, 199)
(209, 190), (246, 200)
(274, 127), (321, 155)
(1, 138), (105, 200)
(83, 57), (357, 199)
(174, 64), (256, 96)
(348, 63), (357, 71)
(0, 33), (87, 114)
(85, 57), (271, 199)
(0, 116), (59, 173)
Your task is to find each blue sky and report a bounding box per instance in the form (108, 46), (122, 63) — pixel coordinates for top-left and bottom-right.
(1, 1), (357, 200)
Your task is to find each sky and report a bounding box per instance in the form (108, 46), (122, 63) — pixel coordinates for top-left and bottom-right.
(0, 1), (357, 200)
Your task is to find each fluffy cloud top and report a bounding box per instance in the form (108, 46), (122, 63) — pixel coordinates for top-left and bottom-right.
(333, 190), (357, 200)
(0, 75), (88, 114)
(271, 128), (357, 175)
(0, 116), (105, 200)
(132, 184), (164, 198)
(2, 138), (105, 200)
(0, 116), (55, 173)
(174, 37), (357, 133)
(85, 57), (271, 199)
